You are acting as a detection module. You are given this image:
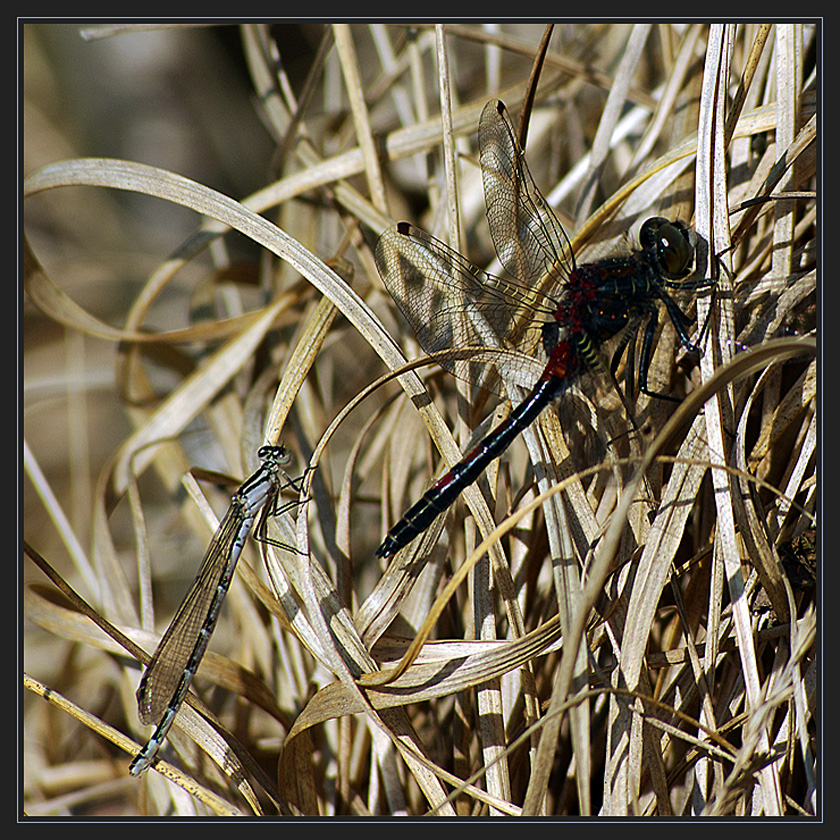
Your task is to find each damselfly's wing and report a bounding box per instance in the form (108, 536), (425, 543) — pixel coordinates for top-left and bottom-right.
(135, 507), (245, 724)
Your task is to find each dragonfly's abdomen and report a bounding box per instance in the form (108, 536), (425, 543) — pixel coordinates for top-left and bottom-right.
(376, 376), (563, 557)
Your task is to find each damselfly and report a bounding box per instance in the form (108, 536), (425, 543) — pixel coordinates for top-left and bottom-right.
(129, 444), (299, 776)
(375, 100), (711, 557)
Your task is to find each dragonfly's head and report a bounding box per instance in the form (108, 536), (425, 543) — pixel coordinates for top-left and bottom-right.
(639, 217), (696, 281)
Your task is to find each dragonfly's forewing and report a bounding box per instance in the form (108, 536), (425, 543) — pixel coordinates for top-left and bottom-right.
(373, 100), (583, 400)
(478, 99), (575, 289)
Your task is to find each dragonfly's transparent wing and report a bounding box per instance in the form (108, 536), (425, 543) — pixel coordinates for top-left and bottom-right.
(479, 99), (576, 287)
(375, 222), (547, 394)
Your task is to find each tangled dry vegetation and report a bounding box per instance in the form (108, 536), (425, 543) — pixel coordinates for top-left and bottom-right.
(23, 23), (816, 817)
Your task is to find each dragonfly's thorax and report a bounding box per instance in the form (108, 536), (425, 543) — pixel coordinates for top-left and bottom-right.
(540, 253), (661, 386)
(554, 255), (662, 341)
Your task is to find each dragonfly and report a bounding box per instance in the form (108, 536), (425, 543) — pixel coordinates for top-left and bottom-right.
(374, 99), (706, 558)
(130, 444), (300, 775)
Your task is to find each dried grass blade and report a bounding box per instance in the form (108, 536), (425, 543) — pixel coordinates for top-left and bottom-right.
(24, 674), (247, 816)
(264, 294), (338, 444)
(333, 24), (388, 215)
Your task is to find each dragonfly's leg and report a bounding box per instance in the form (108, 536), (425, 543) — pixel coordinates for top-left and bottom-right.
(660, 291), (698, 352)
(609, 329), (635, 379)
(694, 283), (718, 348)
(638, 306), (682, 402)
(608, 329), (640, 402)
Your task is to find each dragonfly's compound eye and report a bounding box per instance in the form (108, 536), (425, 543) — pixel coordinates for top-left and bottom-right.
(641, 217), (695, 280)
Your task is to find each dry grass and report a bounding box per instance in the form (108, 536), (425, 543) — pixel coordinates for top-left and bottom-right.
(23, 22), (817, 817)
